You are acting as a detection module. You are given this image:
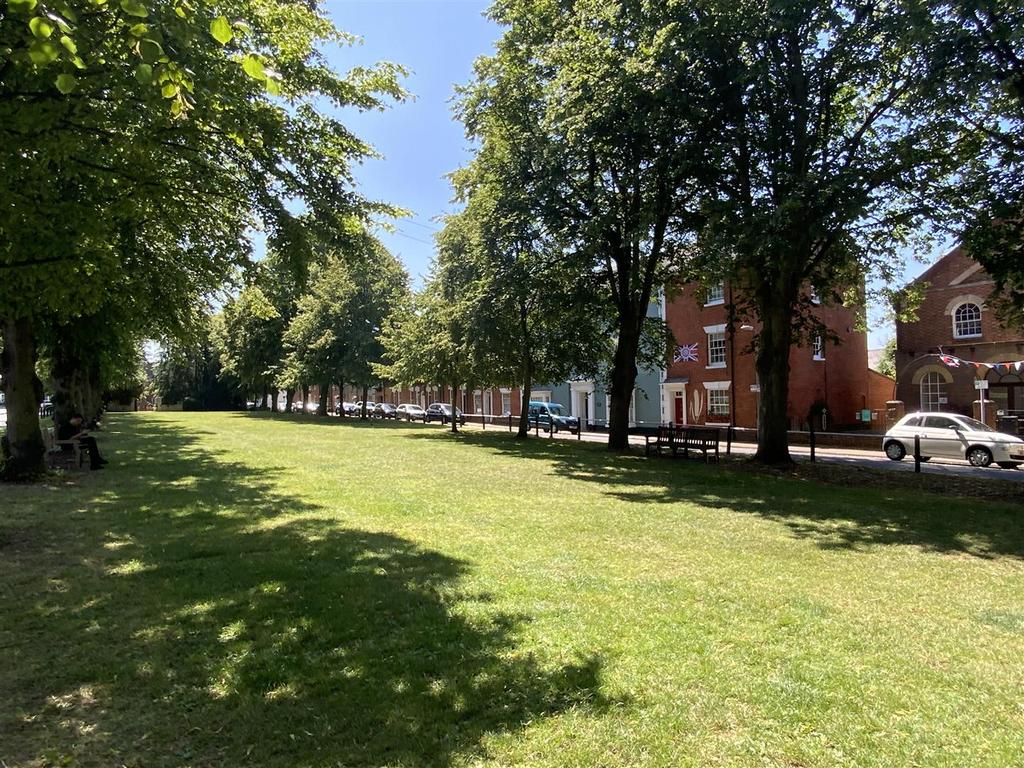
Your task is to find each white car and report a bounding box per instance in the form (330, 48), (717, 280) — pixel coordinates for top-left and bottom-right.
(883, 412), (1024, 469)
(396, 403), (426, 421)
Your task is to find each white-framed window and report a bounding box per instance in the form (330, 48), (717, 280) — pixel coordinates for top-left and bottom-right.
(707, 389), (730, 417)
(812, 334), (825, 361)
(705, 324), (727, 368)
(473, 391), (482, 413)
(920, 371), (946, 412)
(500, 390), (511, 415)
(953, 302), (982, 339)
(532, 390), (551, 403)
(705, 281), (725, 306)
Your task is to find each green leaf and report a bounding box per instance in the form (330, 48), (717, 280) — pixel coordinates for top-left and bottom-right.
(71, 54), (86, 69)
(55, 73), (77, 93)
(129, 23), (148, 37)
(29, 17), (54, 40)
(139, 38), (163, 63)
(134, 62), (152, 84)
(210, 16), (232, 45)
(59, 35), (76, 54)
(241, 53), (265, 81)
(265, 77), (282, 96)
(119, 0), (148, 18)
(9, 0), (38, 12)
(161, 83), (176, 98)
(28, 40), (59, 65)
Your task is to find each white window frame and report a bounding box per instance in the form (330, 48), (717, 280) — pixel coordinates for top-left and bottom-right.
(500, 390), (511, 416)
(704, 324), (727, 369)
(705, 281), (725, 306)
(532, 390), (551, 403)
(953, 302), (982, 339)
(473, 390), (483, 414)
(707, 389), (730, 417)
(812, 334), (825, 361)
(920, 371), (946, 412)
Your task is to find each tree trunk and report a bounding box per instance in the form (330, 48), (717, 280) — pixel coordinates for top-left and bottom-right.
(517, 359), (533, 439)
(285, 388), (295, 413)
(1, 317), (46, 481)
(361, 384), (368, 419)
(607, 320), (640, 451)
(270, 387), (279, 413)
(317, 380), (329, 416)
(301, 383), (309, 411)
(450, 380), (459, 434)
(754, 302), (794, 464)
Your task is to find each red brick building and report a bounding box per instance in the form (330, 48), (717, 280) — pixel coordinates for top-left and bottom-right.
(662, 281), (887, 430)
(895, 247), (1024, 418)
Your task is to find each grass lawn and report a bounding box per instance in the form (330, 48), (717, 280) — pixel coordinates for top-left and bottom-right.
(2, 412), (1023, 767)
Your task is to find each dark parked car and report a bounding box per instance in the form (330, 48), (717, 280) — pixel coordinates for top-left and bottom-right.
(425, 403), (466, 426)
(337, 401), (358, 416)
(527, 401), (579, 434)
(374, 403), (399, 419)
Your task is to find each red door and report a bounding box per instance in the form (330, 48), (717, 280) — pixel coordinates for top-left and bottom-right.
(673, 392), (684, 425)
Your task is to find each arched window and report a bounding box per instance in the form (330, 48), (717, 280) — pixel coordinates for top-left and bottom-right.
(953, 302), (982, 338)
(920, 371), (946, 412)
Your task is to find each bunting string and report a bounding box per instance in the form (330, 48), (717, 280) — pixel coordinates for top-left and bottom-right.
(938, 352), (1024, 374)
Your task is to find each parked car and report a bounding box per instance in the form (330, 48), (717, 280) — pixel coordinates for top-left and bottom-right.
(305, 401), (319, 413)
(883, 412), (1024, 469)
(425, 403), (466, 426)
(337, 401), (358, 416)
(291, 401), (305, 413)
(527, 401), (580, 434)
(396, 403), (426, 421)
(374, 403), (399, 419)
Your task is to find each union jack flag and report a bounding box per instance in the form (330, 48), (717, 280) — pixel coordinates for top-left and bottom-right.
(674, 343), (699, 363)
(939, 354), (961, 368)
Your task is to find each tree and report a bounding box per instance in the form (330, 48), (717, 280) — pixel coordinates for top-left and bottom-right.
(457, 0), (712, 450)
(282, 235), (408, 417)
(875, 338), (897, 379)
(689, 0), (978, 462)
(441, 188), (608, 438)
(377, 256), (480, 435)
(939, 2), (1024, 327)
(216, 284), (286, 410)
(1, 0), (404, 478)
(154, 315), (243, 411)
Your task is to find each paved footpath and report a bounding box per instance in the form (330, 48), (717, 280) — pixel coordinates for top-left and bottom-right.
(462, 421), (1024, 485)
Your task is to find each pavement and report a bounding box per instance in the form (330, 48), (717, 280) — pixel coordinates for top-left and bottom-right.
(462, 420), (1024, 485)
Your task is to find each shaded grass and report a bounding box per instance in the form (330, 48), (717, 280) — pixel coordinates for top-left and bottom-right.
(2, 412), (1023, 767)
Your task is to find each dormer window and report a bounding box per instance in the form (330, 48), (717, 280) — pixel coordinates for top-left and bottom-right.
(953, 302), (982, 339)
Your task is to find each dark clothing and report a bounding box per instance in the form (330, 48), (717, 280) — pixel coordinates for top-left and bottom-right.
(57, 423), (105, 469)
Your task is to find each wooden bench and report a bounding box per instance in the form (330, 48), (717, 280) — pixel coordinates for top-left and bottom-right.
(44, 427), (88, 471)
(680, 426), (720, 463)
(646, 425), (720, 462)
(644, 425), (682, 456)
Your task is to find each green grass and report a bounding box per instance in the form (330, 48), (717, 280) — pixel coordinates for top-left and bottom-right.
(2, 412), (1023, 767)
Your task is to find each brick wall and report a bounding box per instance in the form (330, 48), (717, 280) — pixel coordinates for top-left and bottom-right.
(664, 282), (873, 429)
(895, 247), (1024, 414)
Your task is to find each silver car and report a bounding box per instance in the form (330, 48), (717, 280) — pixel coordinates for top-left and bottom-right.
(883, 412), (1024, 469)
(396, 403), (426, 421)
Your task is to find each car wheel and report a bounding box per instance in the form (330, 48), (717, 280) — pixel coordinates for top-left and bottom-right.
(997, 462), (1021, 470)
(884, 441), (906, 461)
(967, 446), (993, 467)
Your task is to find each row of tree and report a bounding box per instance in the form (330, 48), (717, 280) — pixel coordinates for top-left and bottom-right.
(1, 0), (405, 479)
(388, 0), (1023, 462)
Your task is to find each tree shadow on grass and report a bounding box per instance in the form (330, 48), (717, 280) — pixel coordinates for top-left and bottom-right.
(401, 430), (1024, 561)
(1, 418), (612, 767)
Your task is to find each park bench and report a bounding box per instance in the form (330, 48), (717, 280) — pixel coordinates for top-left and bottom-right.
(680, 426), (720, 463)
(645, 425), (721, 463)
(644, 425), (682, 457)
(44, 427), (88, 471)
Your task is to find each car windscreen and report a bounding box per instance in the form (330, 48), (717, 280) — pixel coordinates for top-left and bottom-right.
(547, 405), (563, 416)
(956, 416), (997, 433)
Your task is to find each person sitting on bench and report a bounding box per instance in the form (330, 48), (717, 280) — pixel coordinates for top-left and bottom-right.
(58, 413), (108, 470)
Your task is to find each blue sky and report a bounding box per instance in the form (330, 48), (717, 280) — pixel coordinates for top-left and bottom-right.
(324, 0), (944, 349)
(328, 0), (497, 286)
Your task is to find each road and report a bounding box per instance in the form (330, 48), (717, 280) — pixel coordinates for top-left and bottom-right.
(465, 421), (1024, 484)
